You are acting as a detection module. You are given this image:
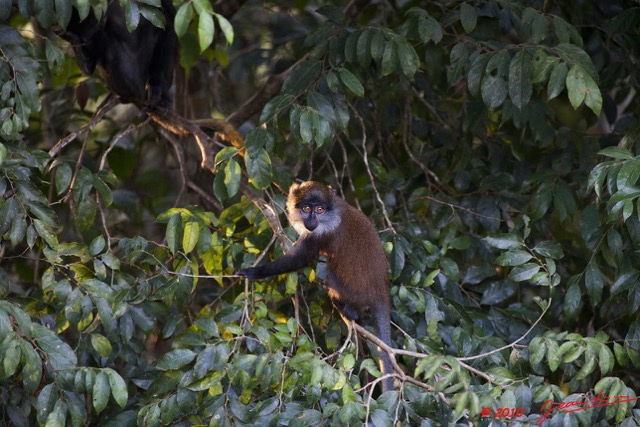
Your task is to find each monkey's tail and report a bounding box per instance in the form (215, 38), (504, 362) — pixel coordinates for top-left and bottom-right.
(374, 304), (394, 392)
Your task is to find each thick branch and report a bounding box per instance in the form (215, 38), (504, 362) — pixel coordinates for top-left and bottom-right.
(147, 109), (226, 173)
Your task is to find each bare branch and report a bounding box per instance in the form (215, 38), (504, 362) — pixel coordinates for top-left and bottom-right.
(48, 95), (118, 158)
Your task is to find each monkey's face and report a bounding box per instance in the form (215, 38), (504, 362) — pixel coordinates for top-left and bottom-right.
(299, 203), (326, 231)
(287, 181), (342, 237)
(295, 200), (342, 236)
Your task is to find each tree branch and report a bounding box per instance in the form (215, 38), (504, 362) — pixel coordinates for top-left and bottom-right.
(48, 95), (117, 158)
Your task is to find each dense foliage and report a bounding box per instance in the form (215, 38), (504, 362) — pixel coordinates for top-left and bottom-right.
(1, 0), (640, 426)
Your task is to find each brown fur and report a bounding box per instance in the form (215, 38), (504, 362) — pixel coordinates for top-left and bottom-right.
(238, 181), (394, 390)
(322, 199), (389, 314)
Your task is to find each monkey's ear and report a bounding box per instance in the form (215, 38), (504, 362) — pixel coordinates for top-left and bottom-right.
(289, 182), (300, 195)
(328, 186), (337, 196)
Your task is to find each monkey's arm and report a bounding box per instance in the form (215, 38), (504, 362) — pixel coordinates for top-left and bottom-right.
(237, 237), (318, 279)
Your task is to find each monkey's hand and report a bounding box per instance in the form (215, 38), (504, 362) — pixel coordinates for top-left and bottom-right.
(235, 267), (265, 279)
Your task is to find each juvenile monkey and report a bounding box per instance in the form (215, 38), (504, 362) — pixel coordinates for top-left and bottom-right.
(237, 181), (393, 391)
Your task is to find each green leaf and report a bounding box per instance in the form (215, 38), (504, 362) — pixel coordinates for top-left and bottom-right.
(198, 11), (214, 52)
(598, 344), (614, 374)
(529, 337), (547, 366)
(174, 3), (193, 37)
(94, 175), (113, 207)
(3, 337), (20, 376)
(89, 235), (106, 256)
(547, 62), (567, 100)
(531, 51), (558, 84)
(566, 65), (587, 109)
(33, 324), (78, 370)
(380, 39), (397, 76)
(101, 253), (120, 270)
(9, 214), (27, 247)
(0, 143), (6, 166)
(583, 72), (603, 116)
(182, 221), (200, 255)
(92, 371), (110, 414)
(166, 214), (181, 255)
(611, 270), (638, 296)
(55, 163), (73, 196)
(585, 260), (605, 307)
(533, 241), (564, 259)
(481, 75), (507, 109)
(557, 341), (584, 364)
(282, 61), (322, 95)
(33, 218), (59, 248)
(484, 234), (524, 250)
(524, 8), (547, 43)
(418, 14), (442, 43)
(0, 0), (10, 22)
(0, 194), (18, 236)
(214, 13), (234, 44)
(215, 147), (239, 165)
(370, 31), (385, 63)
(300, 110), (313, 143)
(617, 160), (640, 191)
(307, 91), (337, 125)
(598, 146), (633, 160)
(45, 400), (66, 427)
(508, 49), (533, 110)
(613, 342), (627, 366)
(356, 29), (372, 67)
(396, 39), (419, 77)
(245, 148), (272, 190)
(260, 94), (294, 125)
(575, 354), (596, 380)
(192, 0), (213, 14)
(496, 249), (532, 266)
(124, 2), (141, 32)
(36, 384), (56, 425)
(20, 340), (43, 394)
(467, 53), (489, 97)
(140, 5), (165, 29)
(509, 263), (540, 282)
(459, 3), (477, 32)
(223, 158), (241, 198)
(546, 339), (561, 372)
(339, 68), (365, 97)
(75, 197), (97, 231)
(25, 200), (58, 228)
(325, 71), (340, 92)
(90, 334), (113, 357)
(371, 409), (392, 427)
(157, 349), (197, 370)
(34, 0), (54, 28)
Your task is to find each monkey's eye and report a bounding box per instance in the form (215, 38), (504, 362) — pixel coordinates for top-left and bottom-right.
(315, 206), (325, 214)
(302, 205), (312, 213)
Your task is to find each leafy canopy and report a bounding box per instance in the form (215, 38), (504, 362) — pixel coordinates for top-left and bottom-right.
(1, 1), (639, 426)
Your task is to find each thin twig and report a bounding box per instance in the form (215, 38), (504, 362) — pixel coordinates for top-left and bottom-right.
(346, 105), (396, 234)
(457, 298), (552, 362)
(99, 119), (150, 171)
(49, 95), (118, 158)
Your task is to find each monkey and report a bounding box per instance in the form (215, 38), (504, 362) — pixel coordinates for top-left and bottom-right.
(237, 181), (394, 392)
(61, 0), (177, 108)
